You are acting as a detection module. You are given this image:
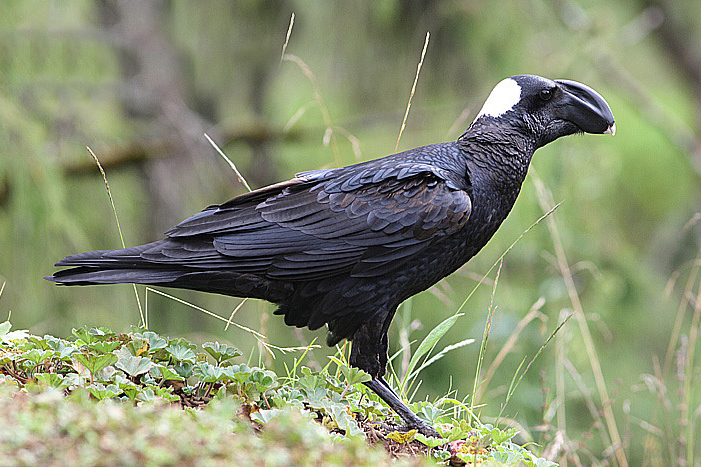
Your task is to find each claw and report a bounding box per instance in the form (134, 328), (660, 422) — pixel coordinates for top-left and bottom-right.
(410, 422), (441, 438)
(364, 378), (441, 439)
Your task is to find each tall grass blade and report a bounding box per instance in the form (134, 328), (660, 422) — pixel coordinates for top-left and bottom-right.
(399, 312), (463, 397)
(407, 338), (475, 381)
(498, 312), (574, 421)
(86, 146), (145, 328)
(280, 12), (295, 65)
(683, 274), (701, 466)
(395, 31), (430, 152)
(145, 287), (264, 338)
(476, 297), (546, 403)
(143, 287), (316, 356)
(224, 298), (249, 331)
(204, 133), (252, 192)
(282, 54), (342, 165)
(471, 259), (502, 413)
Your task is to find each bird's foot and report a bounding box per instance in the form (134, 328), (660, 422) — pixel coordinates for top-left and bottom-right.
(400, 421), (441, 438)
(364, 378), (442, 439)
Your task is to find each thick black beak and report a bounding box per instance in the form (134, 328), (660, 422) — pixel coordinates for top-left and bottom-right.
(554, 79), (615, 135)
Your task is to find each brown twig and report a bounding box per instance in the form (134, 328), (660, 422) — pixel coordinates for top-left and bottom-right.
(63, 123), (304, 176)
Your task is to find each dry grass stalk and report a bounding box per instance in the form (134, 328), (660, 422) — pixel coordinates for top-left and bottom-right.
(395, 31), (430, 152)
(87, 146), (145, 328)
(532, 171), (628, 467)
(475, 297), (547, 402)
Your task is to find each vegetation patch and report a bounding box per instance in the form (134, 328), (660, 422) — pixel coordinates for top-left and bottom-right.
(0, 321), (556, 466)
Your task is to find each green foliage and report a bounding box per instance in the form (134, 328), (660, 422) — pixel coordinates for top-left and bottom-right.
(0, 386), (422, 467)
(114, 348), (155, 377)
(202, 341), (242, 363)
(72, 353), (118, 380)
(0, 322), (556, 465)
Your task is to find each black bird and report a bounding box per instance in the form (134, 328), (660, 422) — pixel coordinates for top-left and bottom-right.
(48, 75), (614, 436)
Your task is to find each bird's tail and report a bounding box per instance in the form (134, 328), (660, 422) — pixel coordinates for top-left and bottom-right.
(47, 266), (186, 285)
(46, 241), (291, 301)
(46, 241), (172, 285)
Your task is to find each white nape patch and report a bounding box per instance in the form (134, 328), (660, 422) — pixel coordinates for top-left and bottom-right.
(474, 78), (522, 120)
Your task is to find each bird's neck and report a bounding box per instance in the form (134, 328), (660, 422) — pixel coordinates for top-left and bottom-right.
(458, 123), (537, 193)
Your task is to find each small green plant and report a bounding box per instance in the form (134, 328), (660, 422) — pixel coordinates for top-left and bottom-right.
(0, 320), (558, 465)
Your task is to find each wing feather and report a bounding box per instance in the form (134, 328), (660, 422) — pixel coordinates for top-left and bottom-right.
(146, 148), (472, 280)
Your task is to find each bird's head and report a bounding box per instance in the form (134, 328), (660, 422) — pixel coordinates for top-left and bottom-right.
(469, 74), (615, 148)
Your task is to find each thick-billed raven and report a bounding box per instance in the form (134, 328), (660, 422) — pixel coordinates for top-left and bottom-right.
(48, 75), (614, 436)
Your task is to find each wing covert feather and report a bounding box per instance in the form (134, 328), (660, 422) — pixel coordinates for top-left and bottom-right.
(161, 156), (472, 280)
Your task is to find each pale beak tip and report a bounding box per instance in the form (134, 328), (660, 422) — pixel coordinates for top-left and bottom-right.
(604, 123), (616, 136)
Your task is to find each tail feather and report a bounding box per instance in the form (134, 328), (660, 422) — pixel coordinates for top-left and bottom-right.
(47, 261), (292, 303)
(46, 267), (183, 285)
(49, 242), (179, 285)
(48, 240), (292, 302)
(54, 242), (165, 268)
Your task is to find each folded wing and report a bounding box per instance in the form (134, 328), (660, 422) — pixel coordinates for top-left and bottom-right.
(163, 161), (473, 280)
(55, 156), (473, 285)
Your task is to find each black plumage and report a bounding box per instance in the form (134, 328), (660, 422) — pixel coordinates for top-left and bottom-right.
(48, 75), (615, 436)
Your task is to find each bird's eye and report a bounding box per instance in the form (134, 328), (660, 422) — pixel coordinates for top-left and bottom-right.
(539, 88), (553, 101)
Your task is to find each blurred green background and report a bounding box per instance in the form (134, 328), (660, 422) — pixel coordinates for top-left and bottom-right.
(1, 0), (700, 465)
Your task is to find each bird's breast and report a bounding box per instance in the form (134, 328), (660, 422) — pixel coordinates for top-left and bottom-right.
(401, 182), (522, 296)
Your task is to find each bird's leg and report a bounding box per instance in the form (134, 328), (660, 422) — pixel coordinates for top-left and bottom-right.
(375, 327), (403, 399)
(351, 313), (440, 438)
(377, 375), (399, 398)
(363, 379), (440, 438)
